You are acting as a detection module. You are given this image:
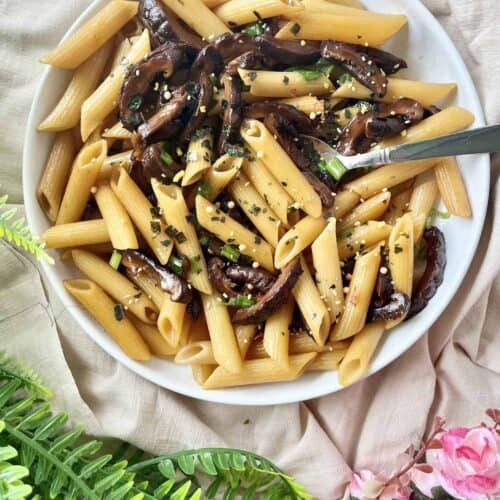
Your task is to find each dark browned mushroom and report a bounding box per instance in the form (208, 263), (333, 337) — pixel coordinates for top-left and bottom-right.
(120, 41), (194, 130)
(232, 257), (302, 324)
(246, 101), (313, 134)
(208, 257), (239, 298)
(218, 72), (245, 156)
(321, 41), (407, 98)
(337, 98), (425, 155)
(255, 35), (321, 66)
(407, 227), (447, 318)
(225, 264), (275, 293)
(122, 250), (192, 303)
(369, 292), (410, 322)
(139, 0), (205, 49)
(226, 50), (276, 76)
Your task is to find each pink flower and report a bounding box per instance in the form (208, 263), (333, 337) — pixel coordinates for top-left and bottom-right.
(414, 426), (500, 499)
(349, 470), (411, 500)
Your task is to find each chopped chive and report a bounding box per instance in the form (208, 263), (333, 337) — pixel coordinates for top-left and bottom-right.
(109, 250), (123, 270)
(426, 208), (451, 229)
(114, 304), (125, 321)
(242, 20), (266, 37)
(221, 244), (240, 263)
(196, 180), (212, 198)
(227, 295), (256, 307)
(161, 141), (173, 166)
(337, 73), (353, 86)
(318, 157), (347, 181)
(168, 256), (184, 276)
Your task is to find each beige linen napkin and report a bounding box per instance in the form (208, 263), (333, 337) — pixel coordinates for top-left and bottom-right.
(1, 1), (499, 498)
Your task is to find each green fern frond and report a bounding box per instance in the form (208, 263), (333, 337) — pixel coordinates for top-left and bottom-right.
(0, 194), (54, 265)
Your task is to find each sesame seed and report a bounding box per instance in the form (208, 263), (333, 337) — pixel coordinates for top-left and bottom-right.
(238, 244), (247, 251)
(206, 206), (214, 214)
(252, 261), (260, 269)
(227, 200), (235, 209)
(380, 266), (388, 275)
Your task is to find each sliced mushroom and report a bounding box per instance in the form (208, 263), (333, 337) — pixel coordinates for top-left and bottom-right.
(227, 50), (276, 76)
(232, 257), (302, 324)
(255, 35), (321, 66)
(337, 98), (425, 156)
(246, 101), (313, 134)
(225, 265), (275, 293)
(321, 41), (407, 98)
(122, 250), (192, 303)
(208, 257), (239, 298)
(120, 41), (194, 130)
(407, 227), (447, 318)
(369, 292), (410, 322)
(218, 72), (245, 156)
(139, 0), (204, 49)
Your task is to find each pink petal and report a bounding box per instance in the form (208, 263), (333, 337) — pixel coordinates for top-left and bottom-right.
(456, 445), (481, 462)
(465, 474), (498, 494)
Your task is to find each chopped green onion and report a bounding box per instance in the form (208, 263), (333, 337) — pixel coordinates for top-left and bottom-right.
(109, 250), (122, 270)
(161, 142), (173, 166)
(318, 157), (347, 181)
(221, 244), (240, 263)
(288, 58), (335, 82)
(196, 180), (212, 198)
(128, 94), (142, 111)
(199, 234), (210, 247)
(227, 295), (256, 307)
(168, 256), (185, 276)
(337, 73), (353, 86)
(242, 20), (266, 37)
(426, 208), (451, 229)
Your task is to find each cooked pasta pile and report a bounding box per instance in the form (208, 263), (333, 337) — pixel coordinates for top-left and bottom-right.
(37, 0), (474, 389)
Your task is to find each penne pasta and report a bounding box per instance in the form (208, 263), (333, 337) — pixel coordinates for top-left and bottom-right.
(196, 195), (275, 271)
(40, 0), (139, 69)
(228, 171), (281, 247)
(241, 119), (322, 217)
(312, 219), (345, 324)
(338, 321), (385, 386)
(56, 139), (107, 225)
(182, 130), (214, 187)
(307, 350), (347, 371)
(38, 42), (112, 131)
(130, 317), (177, 357)
(64, 279), (150, 361)
(152, 181), (212, 294)
(276, 13), (407, 45)
(215, 0), (303, 26)
(203, 0), (229, 6)
(337, 221), (392, 260)
(126, 272), (164, 310)
(434, 158), (471, 217)
(334, 78), (457, 107)
(37, 131), (77, 222)
(302, 0), (369, 16)
(407, 171), (438, 240)
(42, 219), (110, 249)
(333, 190), (361, 219)
(274, 215), (327, 269)
(201, 292), (243, 374)
(293, 256), (330, 346)
(202, 154), (243, 201)
(158, 296), (187, 347)
(102, 121), (133, 140)
(71, 249), (158, 324)
(94, 183), (138, 250)
(278, 96), (325, 115)
(99, 150), (133, 180)
(236, 325), (257, 359)
(331, 244), (382, 341)
(110, 168), (172, 265)
(384, 187), (413, 225)
(203, 353), (316, 389)
(263, 298), (294, 368)
(161, 0), (231, 40)
(238, 69), (333, 98)
(175, 341), (216, 365)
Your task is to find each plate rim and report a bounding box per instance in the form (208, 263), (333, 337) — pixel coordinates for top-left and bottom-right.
(22, 0), (490, 405)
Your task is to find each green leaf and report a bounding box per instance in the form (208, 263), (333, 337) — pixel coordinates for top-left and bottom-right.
(49, 425), (85, 454)
(158, 459), (176, 480)
(105, 479), (134, 500)
(80, 455), (113, 479)
(0, 445), (18, 461)
(205, 476), (224, 499)
(198, 453), (218, 476)
(189, 488), (202, 500)
(0, 464), (30, 482)
(213, 452), (230, 471)
(33, 412), (68, 440)
(177, 454), (196, 475)
(242, 483), (258, 500)
(94, 469), (125, 494)
(229, 452), (246, 471)
(170, 480), (192, 500)
(153, 479), (175, 498)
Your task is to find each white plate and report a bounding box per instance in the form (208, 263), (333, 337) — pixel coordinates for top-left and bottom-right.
(23, 0), (489, 405)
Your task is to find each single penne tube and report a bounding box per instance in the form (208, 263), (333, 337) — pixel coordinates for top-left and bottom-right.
(64, 279), (150, 361)
(331, 244), (382, 341)
(228, 171), (281, 247)
(94, 183), (138, 250)
(344, 159), (439, 201)
(158, 296), (187, 347)
(434, 157), (472, 217)
(336, 191), (392, 234)
(306, 350), (347, 371)
(329, 0), (365, 8)
(275, 13), (407, 45)
(337, 221), (392, 260)
(312, 219), (345, 325)
(98, 150), (133, 180)
(236, 325), (257, 359)
(201, 292), (243, 374)
(386, 214), (414, 328)
(76, 243), (115, 254)
(71, 249), (158, 324)
(302, 0), (369, 16)
(188, 314), (216, 384)
(182, 131), (214, 186)
(202, 353), (316, 389)
(238, 69), (333, 98)
(152, 181), (212, 294)
(241, 119), (322, 217)
(196, 195), (275, 271)
(126, 272), (164, 309)
(278, 96), (325, 116)
(378, 107), (475, 148)
(407, 171), (439, 240)
(242, 157), (294, 227)
(40, 0), (139, 69)
(37, 131), (77, 222)
(175, 341), (216, 365)
(274, 215), (327, 269)
(332, 190), (361, 219)
(214, 0), (303, 25)
(333, 78), (457, 107)
(202, 154), (243, 201)
(192, 365), (216, 386)
(203, 0), (229, 6)
(130, 317), (177, 357)
(161, 0), (230, 40)
(42, 219), (110, 248)
(102, 121), (133, 140)
(38, 43), (112, 132)
(263, 298), (294, 368)
(293, 256), (330, 346)
(384, 187), (413, 225)
(338, 321), (385, 386)
(110, 168), (172, 265)
(81, 29), (150, 141)
(334, 102), (372, 128)
(56, 139), (108, 225)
